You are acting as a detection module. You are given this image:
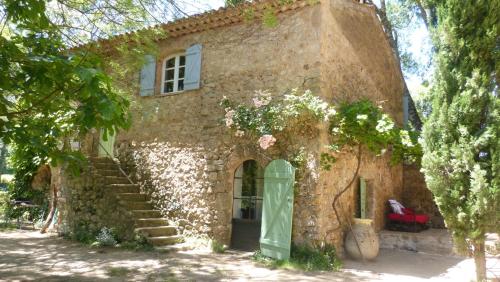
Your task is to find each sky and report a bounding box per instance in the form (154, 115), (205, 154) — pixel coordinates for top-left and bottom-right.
(405, 26), (432, 95)
(175, 0), (225, 14)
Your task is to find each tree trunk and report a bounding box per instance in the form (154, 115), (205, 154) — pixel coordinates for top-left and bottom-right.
(40, 183), (57, 233)
(331, 144), (362, 228)
(472, 241), (487, 282)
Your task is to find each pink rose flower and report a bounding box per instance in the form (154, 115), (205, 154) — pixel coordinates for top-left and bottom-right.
(253, 97), (264, 108)
(258, 134), (276, 150)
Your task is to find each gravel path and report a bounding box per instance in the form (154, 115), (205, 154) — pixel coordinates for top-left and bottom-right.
(0, 230), (498, 281)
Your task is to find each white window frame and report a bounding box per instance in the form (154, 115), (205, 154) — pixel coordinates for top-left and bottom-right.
(161, 53), (185, 94)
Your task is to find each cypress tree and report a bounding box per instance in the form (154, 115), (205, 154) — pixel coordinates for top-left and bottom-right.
(421, 0), (499, 280)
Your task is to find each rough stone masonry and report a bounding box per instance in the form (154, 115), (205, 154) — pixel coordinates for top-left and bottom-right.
(56, 0), (438, 253)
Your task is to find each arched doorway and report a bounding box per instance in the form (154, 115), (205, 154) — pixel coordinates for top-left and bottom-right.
(231, 160), (264, 251)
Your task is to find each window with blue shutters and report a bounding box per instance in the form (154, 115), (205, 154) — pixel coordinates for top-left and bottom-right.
(162, 54), (186, 94)
(184, 44), (202, 91)
(139, 55), (156, 96)
(140, 44), (202, 97)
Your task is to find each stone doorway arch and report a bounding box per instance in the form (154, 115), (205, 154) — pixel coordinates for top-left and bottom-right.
(230, 159), (265, 251)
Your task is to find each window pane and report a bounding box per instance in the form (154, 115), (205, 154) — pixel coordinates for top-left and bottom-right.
(179, 56), (185, 66)
(178, 66), (185, 79)
(166, 58), (175, 68)
(166, 69), (175, 80)
(164, 81), (174, 93)
(178, 79), (184, 91)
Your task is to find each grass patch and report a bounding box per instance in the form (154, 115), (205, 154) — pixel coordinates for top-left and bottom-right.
(64, 226), (154, 252)
(119, 240), (154, 252)
(107, 267), (136, 277)
(211, 240), (227, 253)
(0, 221), (16, 231)
(145, 271), (177, 282)
(253, 244), (342, 272)
(118, 232), (154, 251)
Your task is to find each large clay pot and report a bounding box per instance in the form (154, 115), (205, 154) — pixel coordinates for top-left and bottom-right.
(345, 218), (379, 260)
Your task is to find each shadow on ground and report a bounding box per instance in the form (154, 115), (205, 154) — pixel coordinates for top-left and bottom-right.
(344, 250), (464, 279)
(1, 230), (497, 281)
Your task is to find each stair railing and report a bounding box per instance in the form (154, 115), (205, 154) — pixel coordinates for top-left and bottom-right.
(98, 143), (135, 185)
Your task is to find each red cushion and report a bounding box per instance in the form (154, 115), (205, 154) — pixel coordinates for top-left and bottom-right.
(403, 208), (415, 215)
(388, 213), (429, 224)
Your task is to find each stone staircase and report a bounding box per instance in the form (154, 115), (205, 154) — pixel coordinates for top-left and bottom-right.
(91, 157), (183, 248)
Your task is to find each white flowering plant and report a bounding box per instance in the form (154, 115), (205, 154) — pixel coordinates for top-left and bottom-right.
(220, 90), (421, 166)
(325, 99), (421, 168)
(95, 227), (117, 247)
(220, 89), (336, 151)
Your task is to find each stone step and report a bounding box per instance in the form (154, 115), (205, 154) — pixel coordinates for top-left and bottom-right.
(108, 184), (140, 193)
(135, 226), (177, 237)
(105, 176), (131, 185)
(93, 163), (117, 170)
(96, 169), (122, 177)
(135, 218), (169, 228)
(117, 193), (147, 202)
(156, 242), (194, 253)
(148, 235), (183, 246)
(379, 229), (457, 256)
(131, 210), (162, 218)
(123, 201), (153, 210)
(90, 157), (114, 163)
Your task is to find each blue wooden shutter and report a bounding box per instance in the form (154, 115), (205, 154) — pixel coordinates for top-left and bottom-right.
(139, 55), (156, 96)
(184, 44), (202, 91)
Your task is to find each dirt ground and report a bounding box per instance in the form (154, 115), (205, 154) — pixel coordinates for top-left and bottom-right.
(0, 230), (498, 281)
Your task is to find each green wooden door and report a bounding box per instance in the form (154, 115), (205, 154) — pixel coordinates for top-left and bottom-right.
(260, 159), (295, 260)
(359, 177), (367, 219)
(98, 129), (115, 158)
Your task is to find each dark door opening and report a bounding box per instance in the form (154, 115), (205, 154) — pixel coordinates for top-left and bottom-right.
(230, 160), (264, 251)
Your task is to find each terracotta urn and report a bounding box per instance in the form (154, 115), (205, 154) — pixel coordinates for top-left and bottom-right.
(344, 218), (379, 260)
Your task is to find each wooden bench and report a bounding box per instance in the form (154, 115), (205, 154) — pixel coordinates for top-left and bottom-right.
(10, 200), (40, 229)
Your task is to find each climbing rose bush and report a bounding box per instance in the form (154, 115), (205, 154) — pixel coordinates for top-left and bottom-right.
(221, 89), (335, 150)
(220, 89), (421, 164)
(258, 135), (276, 150)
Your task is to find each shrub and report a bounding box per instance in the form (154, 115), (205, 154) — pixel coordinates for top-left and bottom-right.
(69, 224), (96, 244)
(253, 244), (342, 272)
(95, 227), (117, 247)
(0, 191), (9, 218)
(211, 240), (227, 254)
(290, 244), (342, 271)
(120, 232), (154, 251)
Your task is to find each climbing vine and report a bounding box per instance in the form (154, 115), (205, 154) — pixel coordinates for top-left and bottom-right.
(220, 89), (420, 165)
(220, 89), (421, 231)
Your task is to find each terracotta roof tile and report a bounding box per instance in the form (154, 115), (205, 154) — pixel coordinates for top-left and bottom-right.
(77, 0), (373, 49)
(80, 0), (319, 49)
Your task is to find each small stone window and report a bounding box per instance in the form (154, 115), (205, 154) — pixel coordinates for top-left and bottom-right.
(162, 54), (186, 94)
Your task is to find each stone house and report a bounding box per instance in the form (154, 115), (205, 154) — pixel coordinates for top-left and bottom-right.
(57, 0), (440, 255)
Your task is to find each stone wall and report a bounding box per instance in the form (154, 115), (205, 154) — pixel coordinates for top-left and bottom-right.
(56, 133), (136, 241)
(402, 164), (445, 228)
(114, 5), (323, 245)
(59, 0), (407, 251)
(319, 0), (404, 124)
(314, 0), (405, 253)
(314, 149), (403, 253)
